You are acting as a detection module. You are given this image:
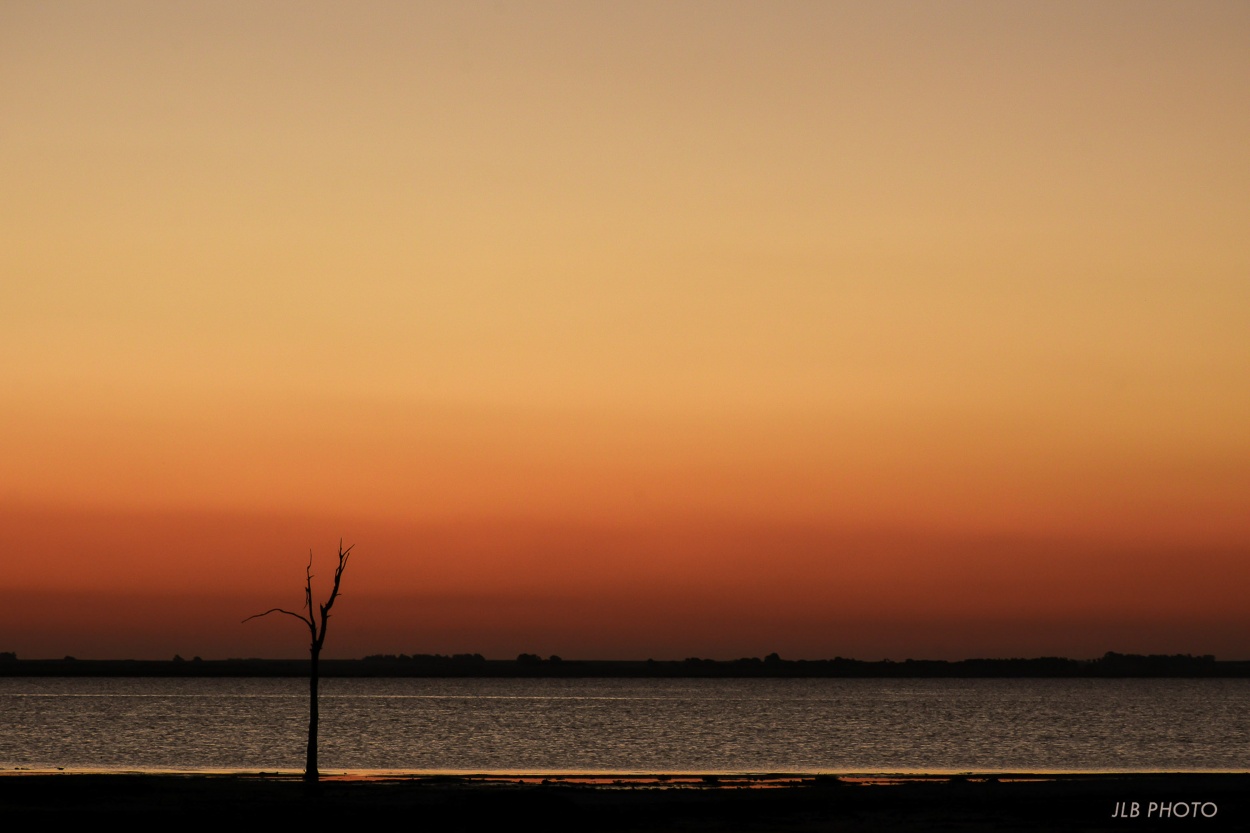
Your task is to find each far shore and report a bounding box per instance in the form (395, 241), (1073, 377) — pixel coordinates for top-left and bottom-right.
(4, 651), (1248, 677)
(1, 770), (1245, 830)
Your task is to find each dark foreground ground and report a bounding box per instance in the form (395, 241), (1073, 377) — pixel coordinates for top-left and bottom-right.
(1, 772), (1244, 831)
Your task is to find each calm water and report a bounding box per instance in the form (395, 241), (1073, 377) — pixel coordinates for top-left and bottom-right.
(1, 677), (1247, 774)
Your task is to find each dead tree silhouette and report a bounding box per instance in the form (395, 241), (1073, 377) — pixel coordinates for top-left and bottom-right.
(245, 540), (352, 783)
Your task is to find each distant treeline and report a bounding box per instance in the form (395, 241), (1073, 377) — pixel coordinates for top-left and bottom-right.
(2, 651), (1248, 678)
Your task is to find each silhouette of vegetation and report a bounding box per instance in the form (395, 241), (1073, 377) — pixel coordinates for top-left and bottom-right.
(244, 541), (352, 783)
(4, 652), (1244, 680)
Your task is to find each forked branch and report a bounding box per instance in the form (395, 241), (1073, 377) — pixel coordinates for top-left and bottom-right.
(243, 541), (354, 648)
(314, 542), (351, 651)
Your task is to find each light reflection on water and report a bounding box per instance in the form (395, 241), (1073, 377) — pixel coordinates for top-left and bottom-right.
(1, 677), (1247, 773)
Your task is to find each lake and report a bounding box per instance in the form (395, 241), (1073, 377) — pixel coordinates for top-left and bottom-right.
(2, 677), (1247, 773)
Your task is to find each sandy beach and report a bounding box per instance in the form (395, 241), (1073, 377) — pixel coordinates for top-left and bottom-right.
(2, 771), (1245, 830)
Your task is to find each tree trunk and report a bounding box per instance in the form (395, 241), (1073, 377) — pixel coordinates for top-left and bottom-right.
(306, 646), (320, 782)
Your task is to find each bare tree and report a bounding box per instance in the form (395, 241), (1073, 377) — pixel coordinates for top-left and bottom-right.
(245, 540), (353, 783)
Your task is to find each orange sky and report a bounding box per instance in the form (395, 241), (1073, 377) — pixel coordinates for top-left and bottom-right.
(3, 2), (1249, 660)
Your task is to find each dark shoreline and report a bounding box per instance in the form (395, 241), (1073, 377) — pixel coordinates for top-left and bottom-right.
(2, 772), (1245, 830)
(5, 652), (1249, 678)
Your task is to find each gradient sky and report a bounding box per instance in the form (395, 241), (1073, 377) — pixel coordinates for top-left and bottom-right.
(3, 1), (1249, 660)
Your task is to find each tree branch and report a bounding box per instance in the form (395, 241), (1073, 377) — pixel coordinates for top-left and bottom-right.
(304, 551), (314, 615)
(313, 540), (352, 652)
(244, 542), (354, 650)
(242, 607), (314, 630)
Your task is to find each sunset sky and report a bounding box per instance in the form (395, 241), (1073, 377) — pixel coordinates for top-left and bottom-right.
(3, 1), (1249, 661)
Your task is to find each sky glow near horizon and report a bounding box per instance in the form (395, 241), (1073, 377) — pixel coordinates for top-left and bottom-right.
(3, 1), (1249, 661)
